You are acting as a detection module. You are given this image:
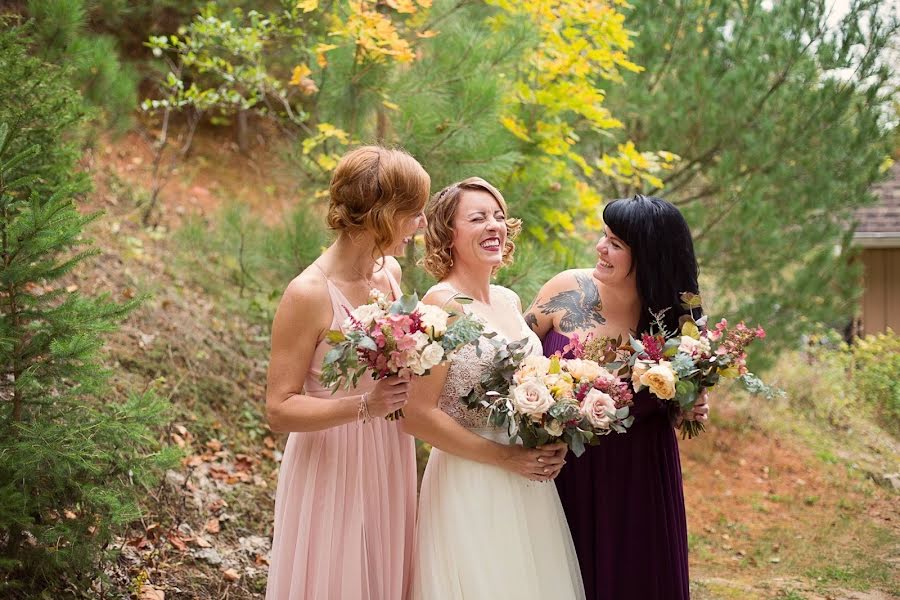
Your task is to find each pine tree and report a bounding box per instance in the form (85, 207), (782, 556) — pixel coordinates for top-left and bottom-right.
(597, 0), (899, 352)
(0, 24), (174, 596)
(26, 0), (139, 131)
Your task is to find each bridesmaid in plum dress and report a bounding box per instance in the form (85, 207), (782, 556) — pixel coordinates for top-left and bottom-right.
(264, 146), (429, 600)
(525, 195), (709, 600)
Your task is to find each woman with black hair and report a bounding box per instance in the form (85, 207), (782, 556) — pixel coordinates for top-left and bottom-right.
(524, 194), (708, 599)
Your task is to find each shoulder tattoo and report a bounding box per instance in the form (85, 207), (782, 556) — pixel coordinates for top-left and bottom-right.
(537, 273), (605, 332)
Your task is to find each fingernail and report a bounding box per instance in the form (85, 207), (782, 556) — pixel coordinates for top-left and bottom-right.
(537, 458), (544, 463)
(543, 468), (548, 473)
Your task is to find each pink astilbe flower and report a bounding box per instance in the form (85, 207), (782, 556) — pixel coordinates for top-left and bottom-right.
(641, 333), (665, 361)
(408, 310), (424, 334)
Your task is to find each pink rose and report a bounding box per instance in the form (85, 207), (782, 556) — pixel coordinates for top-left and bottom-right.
(511, 378), (554, 420)
(581, 388), (616, 430)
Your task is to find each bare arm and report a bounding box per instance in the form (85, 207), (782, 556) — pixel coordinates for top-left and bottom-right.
(401, 291), (564, 481)
(524, 270), (605, 337)
(265, 274), (408, 433)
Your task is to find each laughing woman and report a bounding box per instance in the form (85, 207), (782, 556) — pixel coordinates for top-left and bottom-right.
(403, 177), (584, 600)
(265, 146), (429, 600)
(525, 194), (708, 600)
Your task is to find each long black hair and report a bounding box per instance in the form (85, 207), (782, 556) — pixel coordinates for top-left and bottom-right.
(602, 194), (701, 336)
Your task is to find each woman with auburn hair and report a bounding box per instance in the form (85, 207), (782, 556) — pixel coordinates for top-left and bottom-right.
(525, 194), (708, 600)
(265, 146), (429, 600)
(403, 177), (584, 600)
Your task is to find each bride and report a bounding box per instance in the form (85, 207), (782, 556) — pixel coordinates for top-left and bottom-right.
(401, 178), (585, 599)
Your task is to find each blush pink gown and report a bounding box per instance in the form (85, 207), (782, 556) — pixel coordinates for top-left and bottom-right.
(265, 267), (417, 600)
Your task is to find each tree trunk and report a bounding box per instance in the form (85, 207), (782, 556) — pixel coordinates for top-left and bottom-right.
(236, 110), (249, 154)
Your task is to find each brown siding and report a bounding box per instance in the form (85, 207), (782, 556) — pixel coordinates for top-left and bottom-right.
(891, 249), (900, 332)
(861, 248), (900, 334)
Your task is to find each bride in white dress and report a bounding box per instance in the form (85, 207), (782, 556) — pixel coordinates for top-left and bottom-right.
(402, 178), (585, 600)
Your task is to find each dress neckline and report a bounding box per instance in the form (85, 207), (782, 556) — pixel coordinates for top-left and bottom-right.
(430, 281), (537, 348)
(312, 261), (400, 310)
(428, 281), (498, 306)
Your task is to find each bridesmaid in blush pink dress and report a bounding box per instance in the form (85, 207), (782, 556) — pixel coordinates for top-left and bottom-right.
(264, 146), (429, 600)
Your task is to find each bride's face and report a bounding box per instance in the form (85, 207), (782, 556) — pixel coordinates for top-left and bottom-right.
(386, 209), (427, 256)
(451, 190), (507, 271)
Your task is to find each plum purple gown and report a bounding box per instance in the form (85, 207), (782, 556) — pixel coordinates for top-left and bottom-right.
(544, 329), (690, 600)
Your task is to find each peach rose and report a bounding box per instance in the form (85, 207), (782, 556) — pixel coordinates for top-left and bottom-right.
(640, 361), (678, 400)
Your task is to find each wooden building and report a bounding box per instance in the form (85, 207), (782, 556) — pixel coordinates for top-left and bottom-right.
(854, 162), (900, 335)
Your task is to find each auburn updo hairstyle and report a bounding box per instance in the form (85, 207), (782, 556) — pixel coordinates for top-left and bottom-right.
(327, 145), (431, 258)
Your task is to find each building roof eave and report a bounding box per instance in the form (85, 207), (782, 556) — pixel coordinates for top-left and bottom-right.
(853, 231), (900, 248)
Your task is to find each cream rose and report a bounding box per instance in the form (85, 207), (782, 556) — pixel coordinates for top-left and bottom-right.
(348, 303), (383, 327)
(418, 304), (449, 337)
(544, 418), (564, 437)
(640, 361), (678, 399)
(410, 331), (430, 351)
(677, 335), (701, 356)
(581, 388), (616, 430)
(511, 378), (555, 419)
(418, 341), (445, 372)
(631, 360), (653, 392)
(678, 335), (710, 357)
(564, 358), (605, 382)
(514, 355), (552, 384)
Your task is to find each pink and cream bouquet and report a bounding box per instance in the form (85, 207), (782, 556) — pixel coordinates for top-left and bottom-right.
(462, 338), (633, 456)
(321, 290), (484, 419)
(570, 293), (768, 438)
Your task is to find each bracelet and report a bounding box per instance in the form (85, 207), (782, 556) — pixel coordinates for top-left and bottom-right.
(357, 392), (371, 424)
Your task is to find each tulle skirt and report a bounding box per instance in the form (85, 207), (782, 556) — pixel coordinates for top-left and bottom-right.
(266, 418), (417, 600)
(413, 428), (585, 600)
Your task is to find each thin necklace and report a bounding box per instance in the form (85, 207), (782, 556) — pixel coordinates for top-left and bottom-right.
(350, 263), (377, 289)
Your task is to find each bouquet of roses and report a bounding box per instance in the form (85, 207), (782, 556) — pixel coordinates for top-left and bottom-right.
(575, 293), (769, 439)
(462, 338), (633, 456)
(321, 289), (484, 419)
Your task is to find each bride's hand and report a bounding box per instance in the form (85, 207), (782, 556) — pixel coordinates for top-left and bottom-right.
(495, 444), (566, 481)
(541, 442), (569, 479)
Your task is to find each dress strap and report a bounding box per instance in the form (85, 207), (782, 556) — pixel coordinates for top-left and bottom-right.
(383, 263), (403, 302)
(426, 282), (471, 315)
(310, 261), (351, 326)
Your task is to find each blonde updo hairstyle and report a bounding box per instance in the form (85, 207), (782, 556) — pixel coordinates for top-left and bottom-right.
(422, 177), (521, 280)
(327, 145), (431, 259)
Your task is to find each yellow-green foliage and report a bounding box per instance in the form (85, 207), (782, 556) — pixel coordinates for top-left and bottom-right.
(850, 330), (900, 433)
(795, 329), (900, 436)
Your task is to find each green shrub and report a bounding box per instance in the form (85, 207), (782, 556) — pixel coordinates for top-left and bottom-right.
(793, 328), (900, 436)
(850, 330), (900, 435)
(175, 201), (329, 324)
(0, 25), (175, 596)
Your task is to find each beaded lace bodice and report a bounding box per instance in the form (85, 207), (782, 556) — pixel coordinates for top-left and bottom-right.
(429, 283), (542, 429)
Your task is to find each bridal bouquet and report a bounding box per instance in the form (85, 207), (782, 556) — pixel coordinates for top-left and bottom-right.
(321, 289), (484, 419)
(462, 338), (633, 456)
(569, 293), (769, 439)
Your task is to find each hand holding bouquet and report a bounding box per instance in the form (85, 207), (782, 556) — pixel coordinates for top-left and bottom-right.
(462, 339), (633, 456)
(321, 290), (484, 419)
(624, 293), (768, 438)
